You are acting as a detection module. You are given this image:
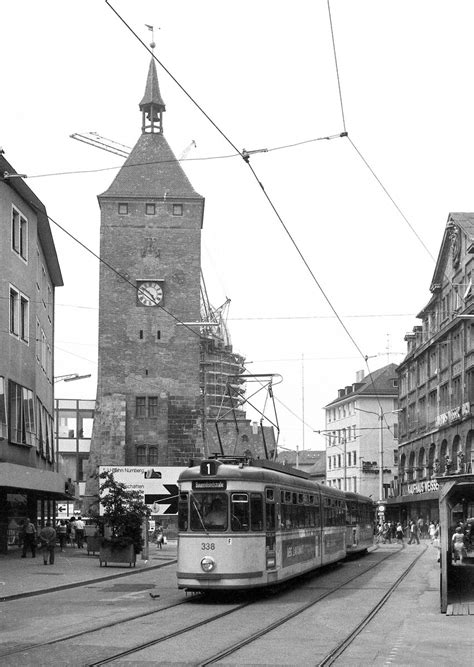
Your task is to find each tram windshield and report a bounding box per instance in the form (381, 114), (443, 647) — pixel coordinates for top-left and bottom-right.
(190, 493), (228, 531)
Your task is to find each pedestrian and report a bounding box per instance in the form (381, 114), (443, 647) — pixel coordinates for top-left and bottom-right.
(408, 520), (420, 545)
(57, 520), (67, 551)
(20, 518), (37, 558)
(39, 521), (57, 565)
(396, 522), (405, 547)
(429, 521), (436, 543)
(451, 527), (467, 565)
(154, 523), (164, 550)
(69, 517), (76, 546)
(383, 522), (392, 544)
(74, 516), (85, 548)
(417, 517), (424, 539)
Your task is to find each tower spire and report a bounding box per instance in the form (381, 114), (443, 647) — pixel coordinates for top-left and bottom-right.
(139, 32), (166, 135)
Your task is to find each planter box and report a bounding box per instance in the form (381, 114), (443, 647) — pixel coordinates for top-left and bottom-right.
(86, 536), (102, 555)
(99, 543), (136, 567)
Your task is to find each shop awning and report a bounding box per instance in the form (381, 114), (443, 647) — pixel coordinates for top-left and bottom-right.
(0, 463), (73, 499)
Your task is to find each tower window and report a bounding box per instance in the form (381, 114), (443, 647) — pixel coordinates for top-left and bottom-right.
(139, 330), (143, 339)
(148, 397), (158, 416)
(118, 203), (128, 215)
(149, 446), (158, 464)
(172, 204), (183, 216)
(157, 330), (161, 340)
(146, 203), (156, 215)
(136, 397), (146, 417)
(136, 446), (146, 465)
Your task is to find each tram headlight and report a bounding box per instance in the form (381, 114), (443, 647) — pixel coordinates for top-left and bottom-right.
(200, 556), (216, 572)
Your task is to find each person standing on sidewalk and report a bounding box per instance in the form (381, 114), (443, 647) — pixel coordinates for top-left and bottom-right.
(57, 520), (67, 552)
(39, 521), (57, 565)
(20, 518), (37, 558)
(396, 522), (405, 547)
(74, 516), (85, 548)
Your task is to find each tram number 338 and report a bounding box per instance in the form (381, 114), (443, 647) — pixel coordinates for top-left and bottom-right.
(201, 542), (216, 550)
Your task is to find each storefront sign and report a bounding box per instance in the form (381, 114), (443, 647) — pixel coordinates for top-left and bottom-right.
(435, 402), (470, 428)
(406, 480), (439, 495)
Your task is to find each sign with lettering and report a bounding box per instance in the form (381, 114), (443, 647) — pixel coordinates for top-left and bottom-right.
(435, 402), (470, 428)
(406, 480), (439, 495)
(99, 466), (186, 515)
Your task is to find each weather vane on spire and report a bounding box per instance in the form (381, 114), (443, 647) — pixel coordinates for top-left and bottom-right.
(145, 24), (159, 51)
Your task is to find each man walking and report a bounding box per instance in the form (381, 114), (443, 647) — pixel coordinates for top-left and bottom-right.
(74, 516), (85, 548)
(39, 521), (57, 565)
(408, 520), (420, 545)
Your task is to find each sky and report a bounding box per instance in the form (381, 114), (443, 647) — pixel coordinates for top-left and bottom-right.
(2, 0), (474, 452)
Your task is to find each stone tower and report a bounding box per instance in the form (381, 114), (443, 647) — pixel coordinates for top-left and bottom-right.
(86, 56), (204, 497)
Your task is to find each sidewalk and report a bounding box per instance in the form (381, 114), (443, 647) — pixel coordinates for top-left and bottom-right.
(0, 541), (177, 601)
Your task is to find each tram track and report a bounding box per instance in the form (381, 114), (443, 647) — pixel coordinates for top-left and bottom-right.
(80, 547), (407, 666)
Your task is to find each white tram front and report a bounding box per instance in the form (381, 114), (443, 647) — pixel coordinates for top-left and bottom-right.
(177, 456), (347, 591)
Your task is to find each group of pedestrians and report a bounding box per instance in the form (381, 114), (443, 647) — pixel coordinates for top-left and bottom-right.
(376, 516), (440, 548)
(19, 515), (88, 564)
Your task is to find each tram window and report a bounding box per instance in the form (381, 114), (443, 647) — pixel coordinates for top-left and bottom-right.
(266, 501), (276, 530)
(250, 493), (263, 531)
(314, 505), (320, 527)
(284, 491), (291, 503)
(298, 494), (304, 504)
(266, 488), (274, 501)
(231, 493), (249, 531)
(292, 493), (297, 504)
(190, 492), (228, 531)
(178, 493), (189, 531)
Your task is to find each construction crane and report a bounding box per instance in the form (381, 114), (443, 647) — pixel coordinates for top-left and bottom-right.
(70, 132), (196, 161)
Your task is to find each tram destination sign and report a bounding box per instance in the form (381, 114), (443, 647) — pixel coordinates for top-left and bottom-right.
(192, 480), (227, 490)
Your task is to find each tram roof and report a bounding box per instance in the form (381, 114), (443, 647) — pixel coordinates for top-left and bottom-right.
(179, 457), (346, 498)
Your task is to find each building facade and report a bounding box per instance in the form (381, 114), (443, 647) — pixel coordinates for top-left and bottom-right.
(392, 213), (474, 523)
(324, 364), (399, 499)
(0, 152), (70, 552)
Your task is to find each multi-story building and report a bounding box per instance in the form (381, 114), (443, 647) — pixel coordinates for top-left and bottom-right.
(323, 364), (399, 499)
(392, 213), (474, 523)
(0, 152), (70, 552)
(55, 398), (95, 501)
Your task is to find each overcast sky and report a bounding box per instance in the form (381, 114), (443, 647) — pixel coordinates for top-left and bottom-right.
(3, 1), (474, 451)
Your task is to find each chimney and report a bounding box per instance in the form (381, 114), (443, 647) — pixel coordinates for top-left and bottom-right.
(355, 370), (365, 383)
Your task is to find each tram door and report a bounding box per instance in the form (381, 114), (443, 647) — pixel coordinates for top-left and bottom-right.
(265, 487), (277, 571)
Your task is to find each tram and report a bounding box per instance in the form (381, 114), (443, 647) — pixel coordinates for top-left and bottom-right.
(176, 455), (372, 591)
(344, 491), (374, 554)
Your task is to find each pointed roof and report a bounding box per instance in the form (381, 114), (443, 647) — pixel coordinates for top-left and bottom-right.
(139, 58), (165, 112)
(99, 132), (202, 199)
(429, 213), (474, 293)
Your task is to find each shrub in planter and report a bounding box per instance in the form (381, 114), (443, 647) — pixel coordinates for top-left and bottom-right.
(98, 471), (150, 553)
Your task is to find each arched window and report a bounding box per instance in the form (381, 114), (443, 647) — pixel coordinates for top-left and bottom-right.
(466, 431), (474, 473)
(440, 439), (448, 472)
(408, 451), (416, 482)
(399, 453), (406, 482)
(417, 447), (426, 480)
(428, 443), (436, 477)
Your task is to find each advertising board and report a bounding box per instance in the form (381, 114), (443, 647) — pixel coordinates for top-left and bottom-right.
(99, 466), (186, 515)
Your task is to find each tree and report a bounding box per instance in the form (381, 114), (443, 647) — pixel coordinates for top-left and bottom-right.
(98, 471), (150, 553)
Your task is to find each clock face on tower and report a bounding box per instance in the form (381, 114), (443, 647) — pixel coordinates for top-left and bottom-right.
(137, 281), (163, 306)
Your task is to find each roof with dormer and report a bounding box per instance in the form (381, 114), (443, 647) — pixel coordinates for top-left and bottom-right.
(324, 363), (398, 408)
